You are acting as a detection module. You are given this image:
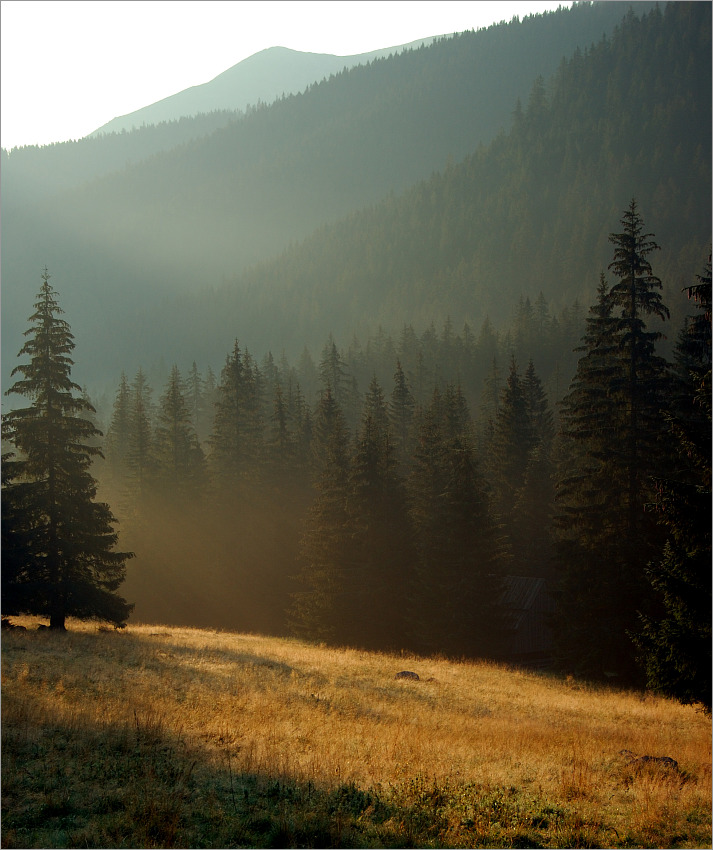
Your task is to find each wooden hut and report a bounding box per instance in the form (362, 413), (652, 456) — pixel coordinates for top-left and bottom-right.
(501, 575), (556, 667)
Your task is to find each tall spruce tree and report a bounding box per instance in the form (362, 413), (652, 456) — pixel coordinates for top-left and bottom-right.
(2, 269), (133, 629)
(633, 254), (712, 710)
(124, 368), (154, 515)
(489, 357), (534, 530)
(343, 376), (413, 649)
(511, 359), (556, 576)
(105, 372), (131, 487)
(389, 359), (416, 469)
(407, 385), (507, 658)
(153, 365), (206, 501)
(554, 202), (671, 680)
(290, 387), (351, 642)
(554, 275), (627, 676)
(210, 341), (264, 490)
(606, 199), (671, 538)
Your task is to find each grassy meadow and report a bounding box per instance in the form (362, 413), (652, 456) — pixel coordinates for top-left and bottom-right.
(1, 618), (711, 849)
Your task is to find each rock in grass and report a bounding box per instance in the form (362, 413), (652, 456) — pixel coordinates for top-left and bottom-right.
(395, 671), (419, 681)
(620, 749), (679, 770)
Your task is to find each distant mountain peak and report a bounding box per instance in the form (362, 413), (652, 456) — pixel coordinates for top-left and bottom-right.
(89, 38), (442, 137)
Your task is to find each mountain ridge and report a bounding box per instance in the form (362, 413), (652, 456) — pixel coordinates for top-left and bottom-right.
(88, 39), (445, 137)
(4, 1), (690, 394)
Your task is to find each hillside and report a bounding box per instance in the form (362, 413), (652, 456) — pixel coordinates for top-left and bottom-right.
(1, 1), (654, 390)
(2, 620), (711, 848)
(89, 41), (442, 137)
(205, 1), (710, 357)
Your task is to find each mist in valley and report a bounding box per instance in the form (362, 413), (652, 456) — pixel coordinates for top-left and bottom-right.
(2, 2), (710, 700)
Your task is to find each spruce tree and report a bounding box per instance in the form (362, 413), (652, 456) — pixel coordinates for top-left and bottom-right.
(606, 199), (670, 538)
(2, 269), (133, 629)
(153, 365), (206, 501)
(125, 368), (154, 514)
(554, 276), (627, 676)
(512, 360), (556, 576)
(489, 357), (533, 528)
(554, 202), (671, 680)
(407, 386), (507, 658)
(319, 335), (348, 408)
(210, 341), (264, 490)
(389, 359), (416, 469)
(105, 372), (131, 486)
(290, 387), (351, 642)
(343, 377), (413, 649)
(633, 255), (711, 710)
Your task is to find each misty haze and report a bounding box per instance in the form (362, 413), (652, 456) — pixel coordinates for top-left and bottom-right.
(2, 3), (711, 848)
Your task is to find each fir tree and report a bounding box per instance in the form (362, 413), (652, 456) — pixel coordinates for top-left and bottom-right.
(554, 202), (671, 680)
(2, 269), (133, 629)
(512, 360), (556, 576)
(633, 254), (712, 710)
(407, 386), (507, 658)
(489, 357), (533, 527)
(290, 387), (350, 642)
(554, 275), (628, 676)
(153, 365), (206, 500)
(125, 368), (154, 514)
(210, 341), (264, 490)
(105, 372), (131, 486)
(389, 359), (416, 469)
(343, 376), (413, 649)
(319, 335), (348, 408)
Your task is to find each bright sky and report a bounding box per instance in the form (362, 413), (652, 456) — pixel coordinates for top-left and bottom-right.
(1, 0), (568, 151)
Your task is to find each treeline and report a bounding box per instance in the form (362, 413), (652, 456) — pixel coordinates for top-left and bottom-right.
(217, 1), (710, 352)
(3, 2), (675, 388)
(97, 207), (710, 709)
(3, 204), (710, 709)
(98, 293), (576, 644)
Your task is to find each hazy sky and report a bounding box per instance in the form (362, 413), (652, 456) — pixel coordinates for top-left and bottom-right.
(1, 1), (568, 150)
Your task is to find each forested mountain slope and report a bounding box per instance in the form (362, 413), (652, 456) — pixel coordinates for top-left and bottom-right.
(89, 41), (439, 137)
(208, 1), (710, 354)
(0, 40), (438, 204)
(1, 1), (649, 389)
(60, 0), (708, 383)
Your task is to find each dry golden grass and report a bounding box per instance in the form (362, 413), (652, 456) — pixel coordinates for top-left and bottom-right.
(2, 617), (711, 848)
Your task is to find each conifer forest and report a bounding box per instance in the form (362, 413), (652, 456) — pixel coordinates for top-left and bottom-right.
(2, 1), (711, 712)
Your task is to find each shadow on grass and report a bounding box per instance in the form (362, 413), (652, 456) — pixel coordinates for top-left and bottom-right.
(1, 684), (632, 849)
(2, 679), (619, 850)
(2, 629), (706, 849)
(1, 682), (403, 849)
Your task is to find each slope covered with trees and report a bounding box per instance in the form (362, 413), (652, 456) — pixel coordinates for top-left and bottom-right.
(1, 2), (658, 389)
(207, 2), (709, 358)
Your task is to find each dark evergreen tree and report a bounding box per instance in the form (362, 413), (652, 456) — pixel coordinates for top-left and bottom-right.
(2, 270), (133, 629)
(287, 378), (313, 479)
(319, 335), (348, 408)
(554, 202), (671, 680)
(186, 361), (208, 441)
(105, 372), (131, 486)
(607, 199), (671, 538)
(634, 255), (711, 711)
(343, 376), (413, 649)
(554, 275), (627, 676)
(210, 341), (264, 490)
(407, 386), (507, 658)
(153, 365), (206, 500)
(290, 387), (350, 642)
(512, 360), (556, 577)
(124, 368), (154, 514)
(389, 359), (416, 469)
(489, 357), (533, 527)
